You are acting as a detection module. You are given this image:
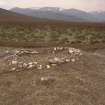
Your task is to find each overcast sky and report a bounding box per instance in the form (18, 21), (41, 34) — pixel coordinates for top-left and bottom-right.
(0, 0), (105, 11)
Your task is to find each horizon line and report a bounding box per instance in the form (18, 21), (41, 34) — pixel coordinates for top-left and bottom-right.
(2, 6), (105, 12)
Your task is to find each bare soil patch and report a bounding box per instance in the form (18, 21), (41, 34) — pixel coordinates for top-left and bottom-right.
(0, 46), (105, 105)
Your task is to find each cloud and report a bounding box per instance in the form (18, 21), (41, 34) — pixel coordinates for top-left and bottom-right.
(0, 0), (105, 11)
(0, 1), (5, 5)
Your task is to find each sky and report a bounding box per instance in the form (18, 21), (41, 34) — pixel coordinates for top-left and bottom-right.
(0, 0), (105, 11)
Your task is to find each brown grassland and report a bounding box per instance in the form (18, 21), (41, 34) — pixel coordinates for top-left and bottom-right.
(0, 21), (105, 49)
(0, 21), (105, 105)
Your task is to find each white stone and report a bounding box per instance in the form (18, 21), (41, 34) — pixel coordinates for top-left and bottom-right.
(68, 48), (74, 54)
(28, 64), (34, 69)
(11, 67), (16, 71)
(59, 47), (63, 50)
(23, 63), (28, 67)
(54, 57), (60, 61)
(18, 64), (23, 68)
(15, 50), (20, 53)
(46, 65), (51, 69)
(40, 77), (49, 81)
(6, 50), (9, 53)
(40, 77), (47, 81)
(28, 62), (33, 65)
(37, 65), (43, 70)
(11, 60), (17, 65)
(41, 77), (44, 81)
(32, 51), (39, 54)
(33, 62), (38, 65)
(65, 59), (70, 62)
(51, 64), (57, 66)
(71, 58), (76, 62)
(54, 47), (57, 51)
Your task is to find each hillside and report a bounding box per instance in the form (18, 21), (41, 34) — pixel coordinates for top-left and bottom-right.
(10, 7), (105, 22)
(0, 8), (47, 22)
(61, 8), (99, 22)
(10, 7), (85, 22)
(90, 11), (105, 22)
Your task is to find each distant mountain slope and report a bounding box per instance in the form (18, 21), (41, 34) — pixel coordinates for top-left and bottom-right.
(90, 11), (105, 22)
(10, 7), (86, 22)
(61, 8), (100, 22)
(0, 8), (47, 22)
(10, 7), (105, 22)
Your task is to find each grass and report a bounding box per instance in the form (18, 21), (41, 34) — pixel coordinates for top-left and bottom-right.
(0, 22), (105, 105)
(0, 22), (105, 48)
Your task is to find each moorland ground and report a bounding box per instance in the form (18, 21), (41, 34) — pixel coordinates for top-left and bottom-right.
(0, 22), (105, 49)
(0, 22), (105, 105)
